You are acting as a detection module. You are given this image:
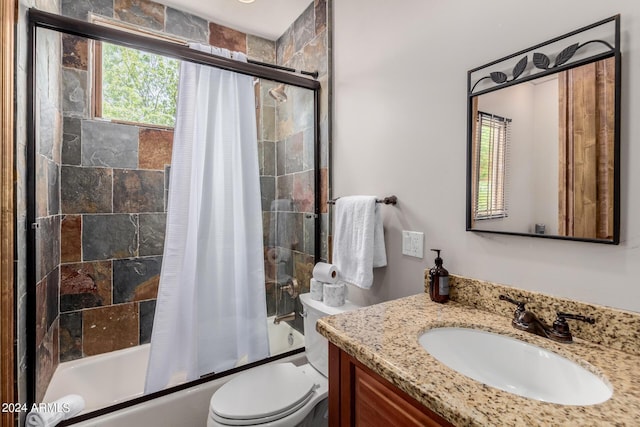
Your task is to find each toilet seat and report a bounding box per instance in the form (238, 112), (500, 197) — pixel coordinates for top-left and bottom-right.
(210, 363), (318, 426)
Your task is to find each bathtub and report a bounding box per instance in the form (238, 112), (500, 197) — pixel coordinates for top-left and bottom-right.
(43, 316), (305, 415)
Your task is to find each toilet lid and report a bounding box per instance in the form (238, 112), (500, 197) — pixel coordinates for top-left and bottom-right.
(210, 363), (317, 422)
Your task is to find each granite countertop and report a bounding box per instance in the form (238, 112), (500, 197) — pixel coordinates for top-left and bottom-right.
(316, 293), (640, 426)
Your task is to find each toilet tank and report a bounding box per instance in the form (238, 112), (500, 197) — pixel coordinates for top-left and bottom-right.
(299, 293), (363, 377)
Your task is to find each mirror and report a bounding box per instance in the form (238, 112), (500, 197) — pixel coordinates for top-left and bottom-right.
(466, 15), (620, 244)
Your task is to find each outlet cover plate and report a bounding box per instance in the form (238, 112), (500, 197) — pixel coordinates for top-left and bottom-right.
(402, 231), (424, 258)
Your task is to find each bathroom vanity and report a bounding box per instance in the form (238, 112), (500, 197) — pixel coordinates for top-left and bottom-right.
(317, 274), (640, 426)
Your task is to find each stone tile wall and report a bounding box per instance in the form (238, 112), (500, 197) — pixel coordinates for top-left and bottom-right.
(23, 1), (330, 404)
(34, 9), (62, 402)
(57, 118), (172, 363)
(268, 1), (329, 333)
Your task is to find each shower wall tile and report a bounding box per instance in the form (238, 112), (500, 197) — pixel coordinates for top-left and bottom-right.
(139, 213), (166, 256)
(293, 170), (314, 213)
(61, 215), (82, 263)
(320, 213), (329, 261)
(293, 251), (314, 295)
(292, 89), (314, 134)
(303, 214), (315, 255)
(293, 3), (315, 53)
(35, 156), (48, 219)
(314, 0), (327, 35)
(138, 128), (173, 170)
(261, 106), (276, 142)
(300, 31), (328, 78)
(35, 278), (47, 347)
(36, 216), (60, 282)
(247, 35), (275, 64)
(61, 166), (113, 214)
(62, 68), (89, 117)
(62, 116), (82, 165)
(82, 303), (139, 356)
(285, 132), (304, 174)
(265, 280), (276, 317)
(47, 160), (60, 215)
(59, 312), (83, 362)
(35, 319), (58, 403)
(46, 267), (60, 330)
(82, 214), (138, 261)
(260, 177), (275, 212)
(139, 300), (156, 344)
(302, 127), (314, 171)
(60, 261), (112, 312)
(261, 140), (276, 176)
(61, 0), (113, 20)
(276, 25), (295, 65)
(62, 34), (88, 70)
(320, 168), (328, 214)
(113, 256), (161, 303)
(319, 119), (328, 168)
(276, 174), (293, 203)
(276, 95), (294, 141)
(38, 98), (59, 161)
(113, 169), (165, 213)
(165, 7), (208, 43)
(81, 120), (139, 168)
(209, 22), (247, 53)
(114, 0), (165, 31)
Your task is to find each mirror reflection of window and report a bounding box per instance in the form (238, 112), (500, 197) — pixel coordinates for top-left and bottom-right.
(474, 111), (510, 220)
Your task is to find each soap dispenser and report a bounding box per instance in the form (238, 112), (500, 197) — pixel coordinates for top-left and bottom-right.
(429, 249), (449, 303)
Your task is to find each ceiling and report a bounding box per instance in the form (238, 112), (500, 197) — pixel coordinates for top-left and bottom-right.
(155, 0), (313, 41)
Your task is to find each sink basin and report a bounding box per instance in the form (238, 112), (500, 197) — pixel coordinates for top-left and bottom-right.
(419, 327), (612, 405)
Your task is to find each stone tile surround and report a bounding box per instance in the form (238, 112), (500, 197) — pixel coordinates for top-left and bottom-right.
(33, 0), (329, 391)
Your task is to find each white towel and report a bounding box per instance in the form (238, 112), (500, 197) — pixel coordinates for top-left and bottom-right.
(26, 394), (85, 427)
(333, 196), (387, 289)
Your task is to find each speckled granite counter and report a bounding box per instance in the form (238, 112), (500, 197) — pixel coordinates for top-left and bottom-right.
(316, 275), (640, 426)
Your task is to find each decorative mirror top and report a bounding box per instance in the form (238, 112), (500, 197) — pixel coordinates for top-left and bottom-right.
(466, 15), (620, 244)
(469, 15), (619, 96)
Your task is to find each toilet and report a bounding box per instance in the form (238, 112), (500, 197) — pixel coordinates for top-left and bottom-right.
(207, 293), (362, 426)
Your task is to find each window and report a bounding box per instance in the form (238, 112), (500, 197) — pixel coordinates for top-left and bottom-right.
(474, 111), (510, 220)
(92, 17), (181, 128)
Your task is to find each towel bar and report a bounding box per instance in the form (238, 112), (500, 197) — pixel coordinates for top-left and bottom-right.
(327, 195), (397, 205)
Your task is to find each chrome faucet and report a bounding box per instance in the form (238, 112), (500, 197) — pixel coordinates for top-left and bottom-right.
(499, 295), (595, 343)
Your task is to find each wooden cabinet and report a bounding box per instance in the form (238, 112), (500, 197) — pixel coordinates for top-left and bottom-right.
(328, 342), (454, 427)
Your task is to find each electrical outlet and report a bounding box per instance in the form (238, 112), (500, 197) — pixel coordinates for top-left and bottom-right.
(402, 231), (424, 258)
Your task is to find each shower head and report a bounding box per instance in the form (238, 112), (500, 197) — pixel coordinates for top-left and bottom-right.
(268, 84), (287, 102)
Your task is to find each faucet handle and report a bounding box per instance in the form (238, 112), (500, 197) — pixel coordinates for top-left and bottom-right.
(551, 312), (596, 341)
(555, 312), (595, 325)
(499, 294), (526, 311)
(556, 312), (596, 324)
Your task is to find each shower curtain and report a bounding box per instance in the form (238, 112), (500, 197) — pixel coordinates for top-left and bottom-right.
(145, 45), (269, 394)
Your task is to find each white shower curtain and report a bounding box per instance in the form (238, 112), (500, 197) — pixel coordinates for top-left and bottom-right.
(144, 45), (269, 394)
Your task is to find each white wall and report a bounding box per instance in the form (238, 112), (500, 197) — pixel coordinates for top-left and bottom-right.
(333, 1), (640, 311)
(531, 78), (559, 233)
(477, 84), (534, 234)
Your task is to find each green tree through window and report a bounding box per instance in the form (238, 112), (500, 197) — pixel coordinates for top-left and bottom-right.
(101, 43), (179, 127)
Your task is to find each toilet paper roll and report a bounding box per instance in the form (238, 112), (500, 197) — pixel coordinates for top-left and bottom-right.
(323, 283), (345, 307)
(310, 278), (324, 301)
(313, 262), (338, 284)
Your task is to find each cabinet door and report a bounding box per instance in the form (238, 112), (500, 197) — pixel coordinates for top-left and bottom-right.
(354, 363), (447, 427)
(328, 343), (453, 427)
